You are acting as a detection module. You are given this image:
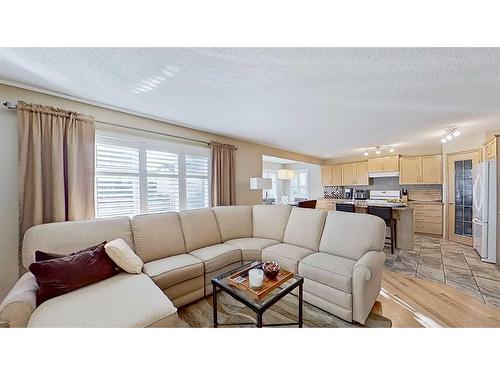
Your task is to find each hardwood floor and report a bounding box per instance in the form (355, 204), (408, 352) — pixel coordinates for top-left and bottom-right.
(377, 271), (500, 327)
(383, 234), (500, 308)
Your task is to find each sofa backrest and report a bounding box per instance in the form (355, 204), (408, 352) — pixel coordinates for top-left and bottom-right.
(283, 207), (327, 250)
(212, 205), (253, 242)
(179, 208), (221, 252)
(319, 211), (386, 260)
(252, 205), (292, 241)
(22, 217), (134, 268)
(131, 212), (186, 262)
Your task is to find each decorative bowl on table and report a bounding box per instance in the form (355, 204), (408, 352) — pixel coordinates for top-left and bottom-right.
(262, 261), (281, 280)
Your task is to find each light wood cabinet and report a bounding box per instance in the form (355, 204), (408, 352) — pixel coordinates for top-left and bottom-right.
(332, 164), (343, 185)
(367, 155), (399, 173)
(408, 202), (443, 235)
(322, 166), (333, 185)
(342, 163), (355, 186)
(322, 165), (343, 186)
(399, 157), (421, 184)
(485, 138), (497, 160)
(354, 161), (369, 185)
(421, 155), (442, 184)
(316, 199), (335, 211)
(341, 162), (368, 186)
(399, 155), (442, 184)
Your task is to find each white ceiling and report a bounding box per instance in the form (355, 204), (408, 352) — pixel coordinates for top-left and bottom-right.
(1, 48), (500, 159)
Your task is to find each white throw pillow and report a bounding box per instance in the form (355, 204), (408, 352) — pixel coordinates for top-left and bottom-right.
(105, 238), (143, 274)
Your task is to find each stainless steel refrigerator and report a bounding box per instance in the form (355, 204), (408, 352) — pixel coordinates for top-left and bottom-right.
(472, 160), (497, 263)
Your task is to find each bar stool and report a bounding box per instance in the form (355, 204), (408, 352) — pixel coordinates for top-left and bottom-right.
(335, 203), (355, 213)
(367, 206), (397, 254)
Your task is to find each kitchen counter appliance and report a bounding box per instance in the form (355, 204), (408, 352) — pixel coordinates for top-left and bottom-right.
(354, 189), (369, 200)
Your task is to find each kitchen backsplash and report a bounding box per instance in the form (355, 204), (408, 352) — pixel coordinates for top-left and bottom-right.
(324, 177), (442, 198)
(324, 186), (344, 199)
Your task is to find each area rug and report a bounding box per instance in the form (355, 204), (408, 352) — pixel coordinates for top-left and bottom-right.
(177, 292), (392, 328)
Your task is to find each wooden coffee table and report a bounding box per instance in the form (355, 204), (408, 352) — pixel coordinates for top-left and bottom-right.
(211, 262), (304, 328)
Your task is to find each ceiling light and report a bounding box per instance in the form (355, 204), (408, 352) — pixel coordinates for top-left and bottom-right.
(277, 169), (294, 180)
(389, 147), (395, 153)
(375, 147), (381, 155)
(446, 134), (453, 140)
(364, 151), (369, 156)
(453, 130), (461, 137)
(441, 138), (448, 144)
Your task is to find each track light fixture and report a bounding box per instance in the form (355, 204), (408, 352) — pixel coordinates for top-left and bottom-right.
(362, 145), (395, 156)
(441, 126), (461, 144)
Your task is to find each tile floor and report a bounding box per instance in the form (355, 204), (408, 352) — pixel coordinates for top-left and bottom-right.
(383, 234), (500, 309)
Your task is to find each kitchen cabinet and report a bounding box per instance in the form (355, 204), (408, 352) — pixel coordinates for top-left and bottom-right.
(408, 202), (443, 235)
(332, 164), (343, 185)
(485, 138), (497, 160)
(421, 155), (442, 184)
(342, 162), (368, 186)
(322, 166), (333, 185)
(367, 155), (399, 173)
(342, 163), (355, 186)
(321, 165), (343, 186)
(399, 155), (442, 184)
(354, 161), (369, 185)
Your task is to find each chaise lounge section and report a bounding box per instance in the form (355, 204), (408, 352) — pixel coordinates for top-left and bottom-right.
(0, 205), (386, 328)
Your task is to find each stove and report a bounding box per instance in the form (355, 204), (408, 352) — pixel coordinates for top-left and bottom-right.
(366, 190), (405, 207)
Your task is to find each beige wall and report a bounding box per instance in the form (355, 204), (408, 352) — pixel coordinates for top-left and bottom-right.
(0, 83), (323, 300)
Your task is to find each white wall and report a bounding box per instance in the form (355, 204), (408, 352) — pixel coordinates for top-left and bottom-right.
(288, 162), (323, 199)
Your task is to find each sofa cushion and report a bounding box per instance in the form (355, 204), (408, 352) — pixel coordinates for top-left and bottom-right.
(132, 212), (186, 262)
(262, 243), (314, 273)
(179, 208), (221, 252)
(143, 254), (204, 290)
(299, 252), (356, 293)
(190, 244), (241, 273)
(212, 206), (253, 242)
(105, 238), (143, 274)
(225, 237), (279, 261)
(319, 211), (386, 260)
(22, 216), (133, 269)
(283, 208), (326, 250)
(27, 273), (177, 328)
(252, 205), (292, 241)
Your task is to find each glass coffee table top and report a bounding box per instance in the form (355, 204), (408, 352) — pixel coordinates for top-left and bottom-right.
(212, 261), (303, 311)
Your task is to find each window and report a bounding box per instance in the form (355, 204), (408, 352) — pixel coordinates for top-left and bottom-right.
(290, 169), (308, 201)
(262, 169), (278, 200)
(95, 131), (210, 218)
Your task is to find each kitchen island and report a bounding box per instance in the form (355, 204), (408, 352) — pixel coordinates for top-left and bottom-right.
(316, 199), (414, 251)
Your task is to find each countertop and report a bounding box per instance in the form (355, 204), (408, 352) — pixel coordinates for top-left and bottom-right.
(318, 198), (412, 211)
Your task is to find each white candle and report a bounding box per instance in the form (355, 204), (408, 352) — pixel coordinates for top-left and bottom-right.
(248, 269), (264, 290)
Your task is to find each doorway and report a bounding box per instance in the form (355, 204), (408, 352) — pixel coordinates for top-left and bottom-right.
(447, 150), (481, 245)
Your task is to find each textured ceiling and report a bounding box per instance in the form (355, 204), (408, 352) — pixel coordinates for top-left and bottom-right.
(1, 48), (500, 159)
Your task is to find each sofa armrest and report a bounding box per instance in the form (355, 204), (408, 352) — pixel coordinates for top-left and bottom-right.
(352, 250), (385, 324)
(0, 272), (38, 328)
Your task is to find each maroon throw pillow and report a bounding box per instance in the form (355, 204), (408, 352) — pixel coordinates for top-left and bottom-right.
(29, 243), (119, 306)
(34, 241), (107, 262)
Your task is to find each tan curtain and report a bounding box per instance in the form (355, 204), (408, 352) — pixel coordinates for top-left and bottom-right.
(211, 141), (237, 206)
(17, 101), (96, 238)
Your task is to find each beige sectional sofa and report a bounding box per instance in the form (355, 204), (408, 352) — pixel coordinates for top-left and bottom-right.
(0, 205), (386, 328)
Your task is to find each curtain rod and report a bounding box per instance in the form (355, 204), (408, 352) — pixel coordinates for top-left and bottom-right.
(3, 101), (218, 148)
